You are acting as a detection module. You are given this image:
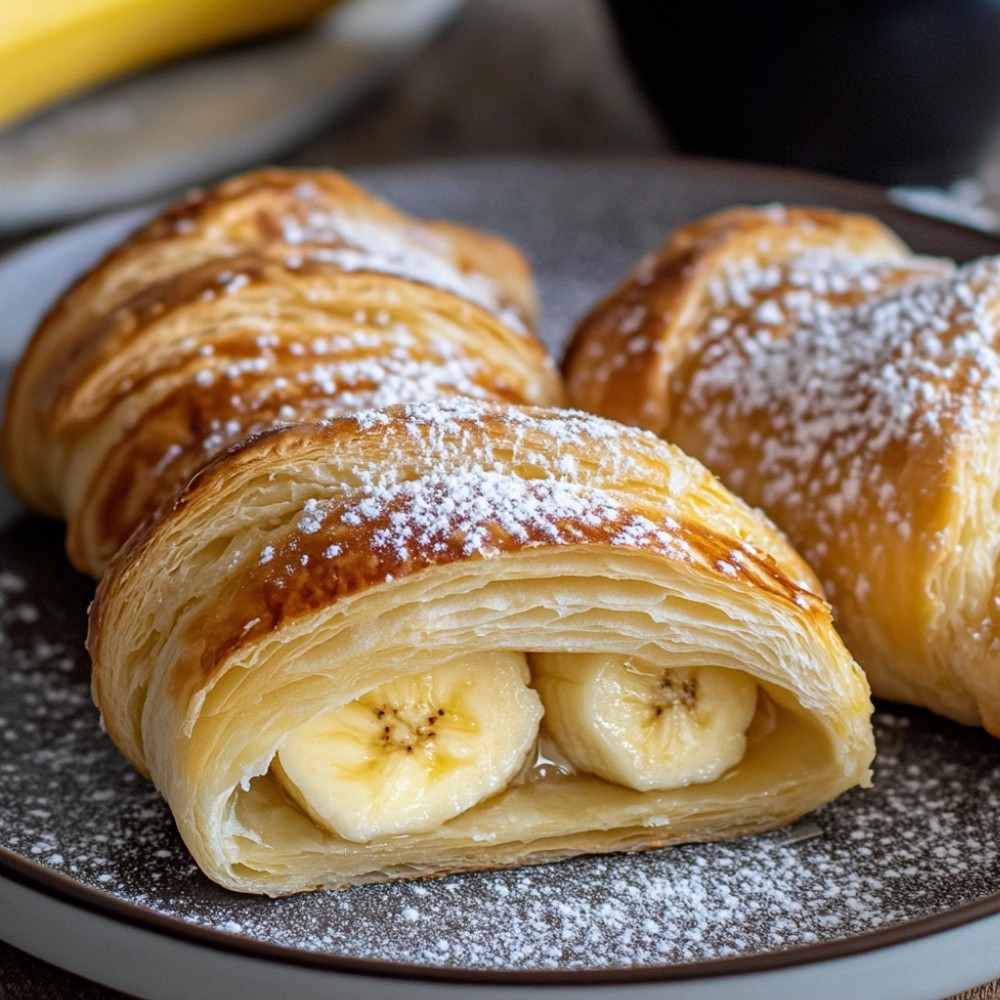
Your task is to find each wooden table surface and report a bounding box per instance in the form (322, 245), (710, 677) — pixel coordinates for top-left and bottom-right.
(0, 1), (997, 997)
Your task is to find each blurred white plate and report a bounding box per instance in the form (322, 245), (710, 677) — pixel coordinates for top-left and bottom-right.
(0, 0), (462, 234)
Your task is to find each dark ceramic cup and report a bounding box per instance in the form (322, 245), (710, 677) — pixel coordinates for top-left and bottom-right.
(605, 0), (1000, 187)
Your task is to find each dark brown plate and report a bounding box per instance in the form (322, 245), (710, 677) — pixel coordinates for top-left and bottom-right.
(2, 156), (999, 1000)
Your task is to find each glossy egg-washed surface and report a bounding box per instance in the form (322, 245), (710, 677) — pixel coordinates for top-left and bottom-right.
(3, 160), (1000, 980)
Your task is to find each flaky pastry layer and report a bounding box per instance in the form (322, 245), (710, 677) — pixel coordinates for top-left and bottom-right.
(88, 399), (873, 894)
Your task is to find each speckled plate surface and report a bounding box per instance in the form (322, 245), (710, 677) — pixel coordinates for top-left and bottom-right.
(3, 157), (1000, 1000)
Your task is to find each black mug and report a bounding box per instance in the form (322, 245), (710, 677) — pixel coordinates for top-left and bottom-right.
(605, 0), (1000, 187)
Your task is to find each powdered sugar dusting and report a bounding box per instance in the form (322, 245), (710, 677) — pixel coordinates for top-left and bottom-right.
(346, 470), (624, 557)
(342, 396), (662, 485)
(92, 280), (556, 564)
(665, 247), (1000, 590)
(188, 331), (507, 457)
(246, 401), (700, 588)
(277, 206), (528, 334)
(301, 469), (692, 567)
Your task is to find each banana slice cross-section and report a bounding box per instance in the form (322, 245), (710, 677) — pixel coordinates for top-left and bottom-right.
(85, 398), (875, 894)
(531, 653), (759, 792)
(275, 652), (544, 842)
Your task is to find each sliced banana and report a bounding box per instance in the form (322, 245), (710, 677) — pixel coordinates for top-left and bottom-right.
(530, 653), (759, 792)
(274, 652), (543, 842)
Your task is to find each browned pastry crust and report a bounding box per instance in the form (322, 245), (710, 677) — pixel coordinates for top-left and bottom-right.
(2, 168), (560, 576)
(564, 204), (1000, 732)
(88, 398), (873, 894)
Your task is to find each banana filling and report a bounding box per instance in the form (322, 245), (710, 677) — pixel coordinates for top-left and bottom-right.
(275, 653), (760, 841)
(531, 653), (759, 792)
(274, 652), (544, 842)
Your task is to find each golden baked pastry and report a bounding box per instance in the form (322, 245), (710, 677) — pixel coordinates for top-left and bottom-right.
(564, 204), (1000, 733)
(2, 168), (558, 577)
(3, 175), (874, 893)
(88, 398), (873, 894)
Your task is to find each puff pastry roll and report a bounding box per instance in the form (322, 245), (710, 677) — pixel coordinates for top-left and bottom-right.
(87, 398), (873, 894)
(564, 205), (1000, 733)
(2, 168), (559, 577)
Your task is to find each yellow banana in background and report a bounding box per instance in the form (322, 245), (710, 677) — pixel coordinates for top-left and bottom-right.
(0, 0), (342, 130)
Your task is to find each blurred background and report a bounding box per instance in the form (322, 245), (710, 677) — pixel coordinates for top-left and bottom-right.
(4, 0), (1000, 246)
(2, 1), (1000, 997)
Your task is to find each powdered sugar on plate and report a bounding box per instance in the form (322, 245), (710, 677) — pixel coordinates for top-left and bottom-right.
(1, 516), (999, 973)
(5, 160), (1000, 984)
